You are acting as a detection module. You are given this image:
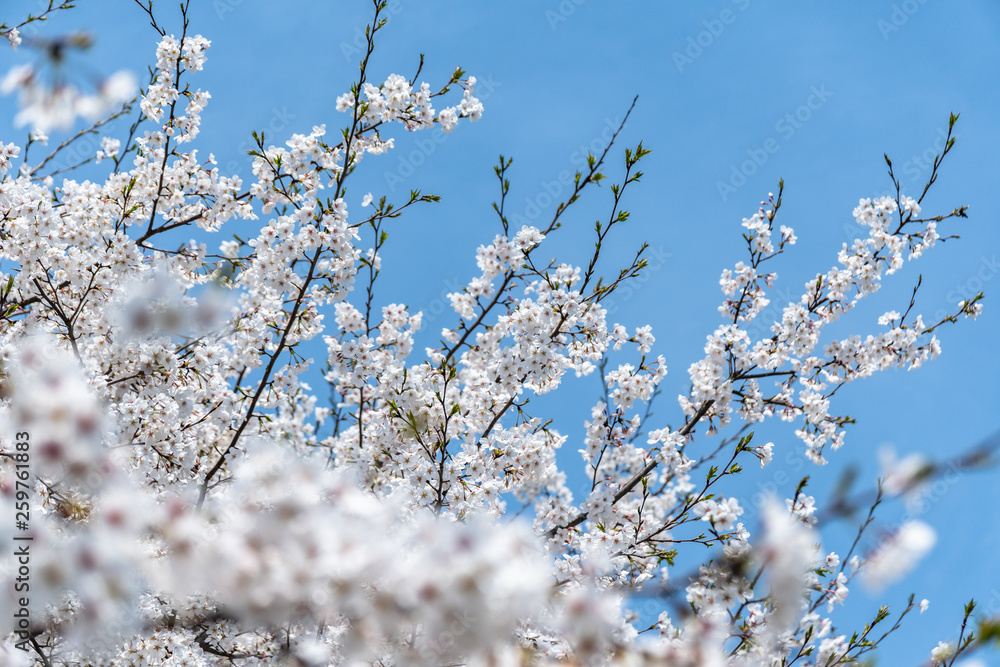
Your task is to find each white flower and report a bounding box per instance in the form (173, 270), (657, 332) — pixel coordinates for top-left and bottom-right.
(786, 493), (817, 525)
(931, 641), (955, 664)
(0, 63), (32, 94)
(100, 135), (121, 156)
(692, 497), (743, 532)
(98, 70), (137, 106)
(336, 91), (355, 112)
(861, 521), (937, 592)
(361, 192), (373, 207)
(827, 572), (849, 611)
(95, 136), (122, 163)
(878, 310), (900, 326)
(0, 141), (20, 175)
(219, 240), (240, 259)
(780, 224), (797, 245)
(756, 442), (774, 467)
(761, 499), (816, 632)
(879, 446), (930, 501)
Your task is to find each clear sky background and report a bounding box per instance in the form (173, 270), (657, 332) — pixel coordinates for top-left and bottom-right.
(3, 1), (999, 663)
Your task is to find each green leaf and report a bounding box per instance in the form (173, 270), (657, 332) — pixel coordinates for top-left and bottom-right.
(978, 617), (1000, 646)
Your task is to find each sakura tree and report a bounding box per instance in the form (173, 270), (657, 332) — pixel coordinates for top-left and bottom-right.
(0, 1), (997, 666)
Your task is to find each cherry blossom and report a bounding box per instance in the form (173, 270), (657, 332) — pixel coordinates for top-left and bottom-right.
(0, 1), (993, 666)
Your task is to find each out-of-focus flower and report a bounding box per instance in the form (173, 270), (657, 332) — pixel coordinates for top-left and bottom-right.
(861, 520), (937, 592)
(879, 445), (932, 500)
(1, 32), (135, 132)
(930, 641), (955, 664)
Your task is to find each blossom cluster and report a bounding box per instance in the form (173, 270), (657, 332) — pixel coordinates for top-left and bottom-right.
(0, 4), (989, 667)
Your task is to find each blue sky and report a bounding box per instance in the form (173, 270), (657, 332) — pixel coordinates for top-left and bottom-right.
(3, 0), (1000, 662)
